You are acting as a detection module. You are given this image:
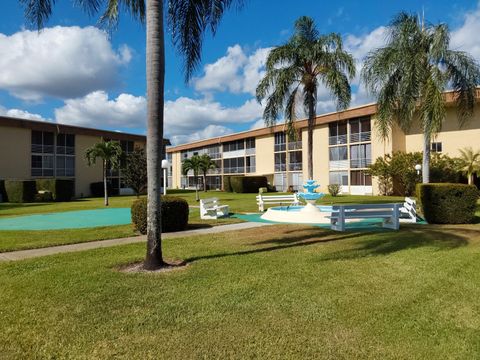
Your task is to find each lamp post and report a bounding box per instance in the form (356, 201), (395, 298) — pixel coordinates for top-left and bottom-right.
(161, 159), (170, 195)
(415, 164), (422, 175)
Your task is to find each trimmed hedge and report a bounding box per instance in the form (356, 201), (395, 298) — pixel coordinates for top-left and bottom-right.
(131, 196), (189, 234)
(36, 179), (74, 202)
(90, 181), (115, 197)
(223, 176), (232, 192)
(230, 176), (268, 193)
(5, 180), (36, 203)
(416, 183), (479, 224)
(0, 180), (6, 202)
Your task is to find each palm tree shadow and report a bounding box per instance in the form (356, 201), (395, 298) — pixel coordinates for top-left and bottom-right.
(320, 226), (471, 262)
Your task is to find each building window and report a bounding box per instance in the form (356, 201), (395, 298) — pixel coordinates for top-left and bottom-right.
(32, 130), (74, 177)
(246, 156), (256, 173)
(349, 117), (371, 143)
(350, 170), (372, 186)
(329, 146), (348, 161)
(350, 143), (371, 168)
(274, 152), (286, 172)
(329, 121), (347, 145)
(223, 140), (244, 152)
(329, 171), (348, 186)
(289, 151), (302, 171)
(274, 132), (286, 152)
(223, 157), (244, 173)
(431, 142), (442, 153)
(288, 132), (302, 150)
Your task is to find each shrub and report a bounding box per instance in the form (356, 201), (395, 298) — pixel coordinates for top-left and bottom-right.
(328, 184), (341, 197)
(223, 176), (232, 192)
(34, 191), (54, 202)
(416, 183), (479, 224)
(131, 196), (189, 234)
(5, 180), (36, 203)
(230, 176), (268, 193)
(123, 148), (147, 196)
(90, 181), (115, 197)
(0, 180), (6, 202)
(36, 179), (74, 201)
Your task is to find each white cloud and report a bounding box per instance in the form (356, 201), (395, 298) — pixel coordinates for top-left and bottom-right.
(0, 105), (48, 121)
(169, 125), (234, 145)
(0, 26), (132, 101)
(451, 4), (480, 60)
(194, 45), (271, 95)
(54, 91), (146, 128)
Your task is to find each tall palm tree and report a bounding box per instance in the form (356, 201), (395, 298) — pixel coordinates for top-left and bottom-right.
(21, 0), (241, 270)
(85, 140), (123, 206)
(458, 147), (480, 185)
(256, 16), (355, 180)
(199, 154), (217, 192)
(182, 155), (202, 201)
(362, 12), (480, 183)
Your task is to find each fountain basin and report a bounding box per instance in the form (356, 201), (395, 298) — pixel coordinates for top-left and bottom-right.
(261, 205), (333, 224)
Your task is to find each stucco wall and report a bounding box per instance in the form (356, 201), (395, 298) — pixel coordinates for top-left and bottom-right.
(311, 125), (329, 193)
(255, 135), (275, 175)
(0, 125), (31, 180)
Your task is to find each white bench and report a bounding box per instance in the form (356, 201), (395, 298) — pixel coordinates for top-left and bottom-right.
(399, 197), (417, 223)
(256, 193), (299, 212)
(200, 198), (229, 220)
(329, 203), (401, 232)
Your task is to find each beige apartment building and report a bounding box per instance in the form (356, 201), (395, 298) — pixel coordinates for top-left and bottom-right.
(167, 91), (480, 195)
(0, 116), (167, 198)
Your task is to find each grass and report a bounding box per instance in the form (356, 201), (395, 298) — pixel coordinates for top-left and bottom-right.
(0, 191), (405, 252)
(1, 223), (480, 358)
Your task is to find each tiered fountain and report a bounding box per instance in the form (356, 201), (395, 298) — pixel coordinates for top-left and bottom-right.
(260, 180), (331, 224)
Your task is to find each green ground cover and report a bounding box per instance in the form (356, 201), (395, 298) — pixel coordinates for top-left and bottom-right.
(1, 223), (480, 359)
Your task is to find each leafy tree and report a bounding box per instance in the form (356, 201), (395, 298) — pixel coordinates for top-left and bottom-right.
(182, 155), (202, 201)
(362, 12), (480, 184)
(199, 154), (217, 192)
(457, 147), (480, 185)
(124, 148), (148, 197)
(20, 0), (242, 269)
(85, 140), (123, 206)
(367, 155), (393, 195)
(256, 16), (355, 180)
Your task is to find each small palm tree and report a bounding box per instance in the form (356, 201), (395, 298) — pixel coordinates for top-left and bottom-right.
(256, 16), (355, 180)
(182, 155), (202, 201)
(458, 147), (480, 185)
(199, 154), (217, 192)
(362, 12), (480, 183)
(85, 140), (123, 206)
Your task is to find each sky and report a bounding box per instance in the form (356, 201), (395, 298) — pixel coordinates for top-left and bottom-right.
(0, 0), (479, 145)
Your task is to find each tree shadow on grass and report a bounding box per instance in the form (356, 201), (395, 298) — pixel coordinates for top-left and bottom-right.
(319, 226), (471, 262)
(186, 225), (472, 264)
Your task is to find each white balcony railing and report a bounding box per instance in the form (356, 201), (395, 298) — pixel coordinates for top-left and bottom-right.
(350, 131), (371, 143)
(329, 160), (349, 170)
(223, 167), (245, 174)
(350, 158), (372, 168)
(329, 134), (347, 145)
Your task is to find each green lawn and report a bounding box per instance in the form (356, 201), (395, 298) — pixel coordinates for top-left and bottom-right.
(1, 223), (480, 358)
(0, 192), (405, 252)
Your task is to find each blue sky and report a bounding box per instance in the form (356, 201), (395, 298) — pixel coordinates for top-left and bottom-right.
(0, 1), (479, 145)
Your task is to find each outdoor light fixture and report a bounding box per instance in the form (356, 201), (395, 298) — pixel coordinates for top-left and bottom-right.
(161, 159), (170, 195)
(415, 164), (422, 175)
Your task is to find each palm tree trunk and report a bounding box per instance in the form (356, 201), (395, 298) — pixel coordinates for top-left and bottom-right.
(203, 173), (207, 192)
(195, 174), (199, 201)
(144, 0), (165, 270)
(422, 132), (430, 183)
(307, 96), (315, 180)
(103, 160), (109, 206)
(468, 173), (473, 185)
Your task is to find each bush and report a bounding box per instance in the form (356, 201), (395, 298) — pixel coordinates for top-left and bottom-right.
(5, 180), (36, 203)
(230, 176), (268, 193)
(223, 176), (232, 192)
(0, 180), (6, 202)
(328, 184), (341, 197)
(416, 183), (479, 224)
(131, 196), (189, 234)
(90, 181), (115, 197)
(34, 191), (54, 202)
(36, 179), (74, 201)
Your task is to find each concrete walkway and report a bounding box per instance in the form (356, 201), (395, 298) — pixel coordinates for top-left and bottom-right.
(0, 222), (272, 262)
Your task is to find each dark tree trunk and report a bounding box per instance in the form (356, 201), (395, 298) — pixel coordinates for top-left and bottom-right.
(144, 0), (165, 270)
(103, 159), (109, 206)
(422, 131), (430, 184)
(307, 95), (315, 180)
